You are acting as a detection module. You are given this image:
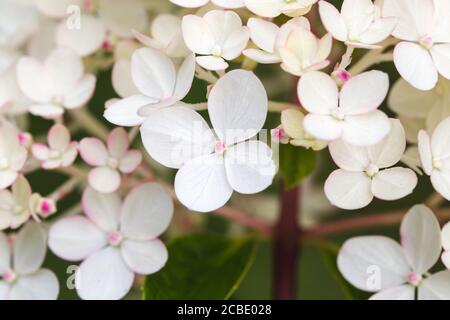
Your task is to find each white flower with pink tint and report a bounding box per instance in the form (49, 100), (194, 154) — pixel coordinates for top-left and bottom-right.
(105, 47), (195, 126)
(325, 119), (417, 210)
(48, 184), (173, 300)
(298, 70), (391, 146)
(0, 121), (27, 190)
(79, 127), (142, 193)
(318, 0), (397, 49)
(133, 14), (190, 59)
(383, 0), (450, 90)
(418, 117), (450, 201)
(169, 0), (244, 8)
(182, 10), (249, 71)
(140, 70), (277, 212)
(32, 124), (78, 170)
(16, 48), (96, 119)
(0, 175), (33, 230)
(338, 205), (450, 300)
(56, 0), (149, 57)
(244, 0), (317, 18)
(0, 222), (59, 300)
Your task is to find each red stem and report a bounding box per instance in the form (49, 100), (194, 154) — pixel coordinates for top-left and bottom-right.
(272, 184), (301, 299)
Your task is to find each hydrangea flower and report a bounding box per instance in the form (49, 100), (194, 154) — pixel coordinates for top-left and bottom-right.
(318, 0), (397, 49)
(79, 127), (142, 193)
(418, 117), (450, 201)
(170, 0), (244, 8)
(56, 0), (149, 57)
(280, 109), (327, 150)
(0, 121), (27, 189)
(325, 119), (417, 210)
(133, 14), (190, 59)
(104, 47), (195, 126)
(298, 70), (390, 146)
(140, 70), (277, 212)
(0, 222), (59, 300)
(182, 10), (249, 71)
(244, 0), (318, 18)
(16, 48), (96, 119)
(48, 184), (173, 300)
(338, 205), (450, 300)
(389, 77), (450, 139)
(32, 124), (78, 170)
(383, 0), (450, 90)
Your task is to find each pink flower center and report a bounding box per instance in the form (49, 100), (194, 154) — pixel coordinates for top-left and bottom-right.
(108, 157), (120, 169)
(3, 270), (17, 284)
(407, 272), (422, 286)
(272, 128), (287, 142)
(39, 199), (56, 217)
(336, 70), (351, 83)
(214, 141), (227, 154)
(18, 132), (31, 146)
(108, 231), (123, 247)
(420, 36), (434, 50)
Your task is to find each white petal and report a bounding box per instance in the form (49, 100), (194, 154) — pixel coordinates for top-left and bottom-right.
(431, 44), (450, 81)
(431, 117), (450, 160)
(56, 15), (106, 57)
(104, 95), (154, 127)
(49, 216), (107, 261)
(224, 141), (276, 194)
(368, 119), (406, 168)
(32, 144), (50, 162)
(247, 18), (279, 53)
(0, 281), (9, 300)
(418, 130), (433, 175)
(212, 0), (244, 8)
(418, 271), (450, 300)
(328, 140), (370, 171)
(120, 183), (173, 240)
(181, 14), (215, 54)
(0, 171), (17, 190)
(382, 0), (434, 41)
(131, 47), (176, 100)
(303, 114), (343, 141)
(0, 232), (10, 274)
(371, 167), (417, 200)
(140, 107), (215, 169)
(76, 247), (134, 300)
(150, 14), (182, 48)
(400, 204), (441, 275)
(81, 187), (121, 232)
(35, 0), (83, 18)
(44, 47), (83, 96)
(121, 239), (168, 275)
(393, 42), (438, 91)
(79, 138), (108, 166)
(359, 17), (398, 45)
(13, 222), (46, 275)
(9, 269), (59, 300)
(196, 56), (229, 71)
(175, 153), (233, 212)
(16, 57), (52, 103)
(341, 111), (390, 146)
(324, 170), (373, 210)
(28, 104), (64, 119)
(431, 169), (450, 201)
(431, 0), (450, 42)
(170, 0), (209, 8)
(208, 70), (268, 144)
(48, 124), (70, 151)
(173, 53), (195, 100)
(298, 71), (338, 114)
(89, 166), (121, 194)
(369, 285), (414, 300)
(107, 128), (129, 159)
(63, 74), (96, 109)
(340, 71), (389, 115)
(98, 0), (148, 38)
(243, 49), (281, 64)
(442, 222), (450, 251)
(318, 1), (347, 42)
(244, 0), (283, 18)
(119, 150), (142, 174)
(337, 236), (410, 292)
(112, 59), (139, 98)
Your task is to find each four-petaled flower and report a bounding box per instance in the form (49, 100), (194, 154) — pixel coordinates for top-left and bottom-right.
(79, 127), (142, 193)
(48, 184), (173, 300)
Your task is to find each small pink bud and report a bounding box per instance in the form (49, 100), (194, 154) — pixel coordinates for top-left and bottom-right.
(336, 70), (351, 83)
(407, 272), (422, 286)
(18, 132), (33, 148)
(271, 127), (289, 144)
(3, 270), (17, 284)
(37, 198), (57, 217)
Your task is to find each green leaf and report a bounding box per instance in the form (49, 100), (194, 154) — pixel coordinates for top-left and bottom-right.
(279, 144), (316, 189)
(318, 241), (369, 300)
(143, 234), (258, 300)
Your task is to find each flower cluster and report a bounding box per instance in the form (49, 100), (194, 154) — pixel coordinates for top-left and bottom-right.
(0, 0), (449, 301)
